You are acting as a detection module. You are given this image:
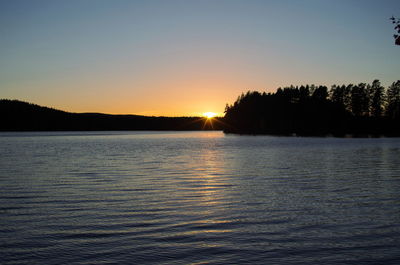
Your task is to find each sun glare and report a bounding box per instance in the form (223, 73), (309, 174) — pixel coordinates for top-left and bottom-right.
(203, 112), (217, 119)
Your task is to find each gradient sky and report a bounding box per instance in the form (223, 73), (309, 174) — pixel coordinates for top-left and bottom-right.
(1, 0), (399, 116)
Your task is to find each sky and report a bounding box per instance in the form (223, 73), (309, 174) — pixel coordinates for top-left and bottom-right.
(1, 0), (399, 116)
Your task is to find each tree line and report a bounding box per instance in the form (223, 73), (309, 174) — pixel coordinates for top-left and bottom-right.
(224, 80), (400, 136)
(2, 80), (400, 136)
(0, 99), (222, 131)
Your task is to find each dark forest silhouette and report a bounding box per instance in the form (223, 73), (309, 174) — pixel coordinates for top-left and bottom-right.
(2, 80), (400, 136)
(224, 80), (400, 136)
(0, 100), (223, 131)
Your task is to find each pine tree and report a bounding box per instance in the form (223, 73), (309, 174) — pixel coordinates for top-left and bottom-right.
(369, 79), (385, 117)
(351, 83), (369, 116)
(386, 80), (400, 119)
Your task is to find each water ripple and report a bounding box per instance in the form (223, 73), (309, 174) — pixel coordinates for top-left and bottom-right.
(1, 132), (400, 264)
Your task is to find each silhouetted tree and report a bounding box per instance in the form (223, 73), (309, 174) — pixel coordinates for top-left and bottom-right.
(351, 83), (369, 116)
(330, 85), (346, 107)
(369, 79), (385, 117)
(299, 85), (310, 101)
(312, 86), (328, 101)
(386, 80), (400, 119)
(343, 84), (353, 113)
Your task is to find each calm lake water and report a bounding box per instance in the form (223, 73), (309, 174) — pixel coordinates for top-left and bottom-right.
(1, 131), (400, 264)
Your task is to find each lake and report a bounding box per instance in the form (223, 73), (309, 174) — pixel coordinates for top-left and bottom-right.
(1, 131), (400, 264)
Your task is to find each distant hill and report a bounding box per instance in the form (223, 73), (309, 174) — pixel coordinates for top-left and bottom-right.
(0, 99), (223, 131)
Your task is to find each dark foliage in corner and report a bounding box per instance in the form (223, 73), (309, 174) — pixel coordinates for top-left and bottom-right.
(390, 16), (400, 45)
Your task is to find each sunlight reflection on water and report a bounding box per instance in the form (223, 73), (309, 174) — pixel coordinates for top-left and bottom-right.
(1, 131), (400, 264)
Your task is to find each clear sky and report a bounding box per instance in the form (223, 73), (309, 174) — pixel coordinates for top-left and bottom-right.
(1, 0), (399, 116)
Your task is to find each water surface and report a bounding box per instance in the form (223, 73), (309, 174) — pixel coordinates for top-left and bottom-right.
(1, 131), (400, 264)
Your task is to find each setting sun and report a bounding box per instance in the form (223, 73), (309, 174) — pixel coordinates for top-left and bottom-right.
(203, 112), (217, 119)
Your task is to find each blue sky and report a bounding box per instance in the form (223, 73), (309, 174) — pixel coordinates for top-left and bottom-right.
(1, 0), (399, 115)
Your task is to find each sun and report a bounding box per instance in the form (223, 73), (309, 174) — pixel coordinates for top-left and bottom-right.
(203, 112), (217, 119)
